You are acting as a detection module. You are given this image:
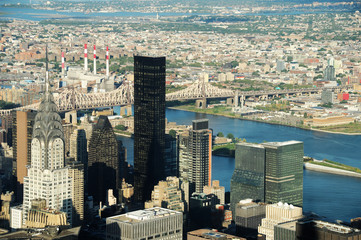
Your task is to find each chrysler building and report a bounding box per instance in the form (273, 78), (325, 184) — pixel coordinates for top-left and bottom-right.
(23, 50), (73, 225)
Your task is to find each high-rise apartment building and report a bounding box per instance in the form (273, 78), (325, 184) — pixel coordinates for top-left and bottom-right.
(23, 81), (72, 225)
(12, 110), (36, 201)
(178, 119), (212, 194)
(88, 115), (124, 205)
(134, 56), (166, 202)
(231, 141), (303, 214)
(106, 207), (183, 240)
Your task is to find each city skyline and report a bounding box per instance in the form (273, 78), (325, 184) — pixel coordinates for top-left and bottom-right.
(0, 1), (360, 238)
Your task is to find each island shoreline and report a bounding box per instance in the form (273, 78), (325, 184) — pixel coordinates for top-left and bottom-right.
(167, 106), (361, 136)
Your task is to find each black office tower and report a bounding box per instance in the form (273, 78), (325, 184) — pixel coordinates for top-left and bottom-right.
(134, 56), (166, 202)
(88, 116), (124, 205)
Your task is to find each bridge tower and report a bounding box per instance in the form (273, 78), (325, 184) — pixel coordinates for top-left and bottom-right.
(196, 79), (207, 109)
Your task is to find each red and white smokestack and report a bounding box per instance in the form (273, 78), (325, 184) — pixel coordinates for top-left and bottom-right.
(106, 46), (109, 77)
(61, 52), (65, 77)
(84, 44), (88, 72)
(93, 45), (96, 75)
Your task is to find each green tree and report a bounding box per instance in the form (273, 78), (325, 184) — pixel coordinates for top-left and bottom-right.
(226, 133), (234, 139)
(115, 125), (126, 131)
(217, 132), (224, 137)
(169, 129), (176, 138)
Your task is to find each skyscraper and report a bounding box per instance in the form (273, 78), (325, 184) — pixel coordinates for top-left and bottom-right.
(88, 115), (124, 205)
(164, 133), (178, 177)
(12, 110), (36, 202)
(178, 119), (212, 194)
(231, 141), (303, 215)
(263, 141), (303, 207)
(23, 67), (72, 225)
(66, 159), (84, 227)
(133, 56), (166, 202)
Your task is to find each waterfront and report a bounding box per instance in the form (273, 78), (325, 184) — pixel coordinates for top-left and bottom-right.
(117, 107), (361, 222)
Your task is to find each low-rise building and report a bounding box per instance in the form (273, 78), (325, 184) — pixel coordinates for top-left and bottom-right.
(188, 229), (246, 240)
(258, 202), (303, 240)
(106, 207), (183, 240)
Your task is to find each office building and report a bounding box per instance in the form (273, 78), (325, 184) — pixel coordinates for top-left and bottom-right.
(231, 143), (266, 214)
(235, 199), (266, 238)
(165, 133), (178, 177)
(69, 129), (88, 190)
(263, 141), (303, 207)
(178, 119), (212, 194)
(0, 191), (14, 228)
(134, 56), (166, 202)
(145, 176), (184, 212)
(25, 199), (68, 228)
(12, 110), (36, 201)
(189, 192), (214, 230)
(10, 205), (23, 229)
(274, 221), (297, 240)
(324, 66), (336, 81)
(296, 220), (361, 240)
(231, 141), (303, 215)
(67, 159), (84, 227)
(69, 129), (87, 165)
(23, 79), (72, 225)
(88, 115), (124, 205)
(258, 202), (303, 240)
(106, 207), (182, 240)
(321, 90), (334, 104)
(63, 123), (77, 157)
(188, 229), (246, 240)
(203, 180), (225, 205)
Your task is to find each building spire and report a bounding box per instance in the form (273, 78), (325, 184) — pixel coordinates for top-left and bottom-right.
(45, 44), (50, 93)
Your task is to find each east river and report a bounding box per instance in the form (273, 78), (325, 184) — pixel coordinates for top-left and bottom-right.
(116, 108), (361, 222)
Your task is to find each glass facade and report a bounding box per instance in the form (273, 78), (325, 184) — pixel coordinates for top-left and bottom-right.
(88, 116), (123, 205)
(133, 56), (166, 202)
(231, 141), (303, 217)
(263, 141), (303, 207)
(231, 143), (266, 215)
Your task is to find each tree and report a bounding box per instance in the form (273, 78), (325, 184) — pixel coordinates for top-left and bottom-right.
(226, 133), (234, 139)
(304, 112), (308, 118)
(217, 132), (224, 137)
(169, 129), (176, 138)
(115, 125), (126, 131)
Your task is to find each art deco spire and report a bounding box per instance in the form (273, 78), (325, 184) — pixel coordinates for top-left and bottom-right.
(31, 45), (64, 169)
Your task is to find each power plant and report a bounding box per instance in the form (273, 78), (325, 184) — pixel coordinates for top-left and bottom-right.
(60, 44), (114, 93)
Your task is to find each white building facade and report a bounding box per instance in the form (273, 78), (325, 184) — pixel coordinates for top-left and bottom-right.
(22, 76), (72, 225)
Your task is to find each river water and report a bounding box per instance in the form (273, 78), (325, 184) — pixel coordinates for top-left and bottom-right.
(117, 108), (361, 222)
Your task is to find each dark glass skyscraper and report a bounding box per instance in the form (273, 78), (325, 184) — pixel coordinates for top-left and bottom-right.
(134, 56), (166, 202)
(231, 141), (303, 216)
(88, 116), (124, 204)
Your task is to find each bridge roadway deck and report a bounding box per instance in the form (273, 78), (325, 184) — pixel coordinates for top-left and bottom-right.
(0, 83), (350, 116)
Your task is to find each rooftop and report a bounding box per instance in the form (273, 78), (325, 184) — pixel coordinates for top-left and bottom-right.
(108, 207), (180, 223)
(262, 140), (303, 147)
